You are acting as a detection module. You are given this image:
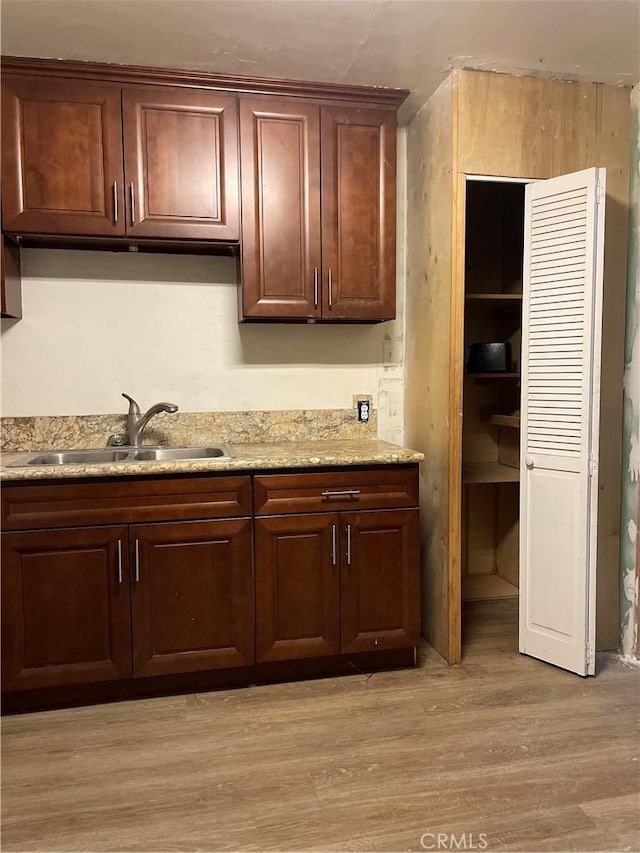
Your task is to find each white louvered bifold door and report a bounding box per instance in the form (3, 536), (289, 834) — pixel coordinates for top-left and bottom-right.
(520, 167), (606, 676)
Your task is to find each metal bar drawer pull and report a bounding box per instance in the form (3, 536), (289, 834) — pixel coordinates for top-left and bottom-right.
(117, 539), (123, 583)
(134, 539), (140, 582)
(321, 489), (361, 498)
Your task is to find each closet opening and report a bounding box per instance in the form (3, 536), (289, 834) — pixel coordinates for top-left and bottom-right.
(461, 177), (527, 654)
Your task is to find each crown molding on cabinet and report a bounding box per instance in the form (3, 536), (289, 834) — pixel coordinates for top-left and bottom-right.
(0, 55), (410, 107)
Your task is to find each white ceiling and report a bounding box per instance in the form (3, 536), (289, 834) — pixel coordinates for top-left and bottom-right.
(1, 0), (638, 122)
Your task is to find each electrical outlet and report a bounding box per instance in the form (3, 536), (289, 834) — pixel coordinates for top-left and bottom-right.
(357, 399), (371, 423)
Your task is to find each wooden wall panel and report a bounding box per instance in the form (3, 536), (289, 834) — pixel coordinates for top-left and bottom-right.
(495, 483), (520, 587)
(462, 380), (499, 465)
(407, 69), (630, 662)
(594, 84), (631, 649)
(405, 76), (457, 661)
(453, 71), (630, 654)
(464, 484), (497, 576)
(456, 70), (598, 178)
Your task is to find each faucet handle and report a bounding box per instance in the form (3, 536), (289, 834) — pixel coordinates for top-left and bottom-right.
(122, 393), (141, 415)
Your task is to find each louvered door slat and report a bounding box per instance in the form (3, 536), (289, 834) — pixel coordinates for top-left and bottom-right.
(531, 236), (587, 250)
(531, 224), (587, 238)
(530, 271), (587, 283)
(520, 167), (605, 677)
(531, 188), (587, 207)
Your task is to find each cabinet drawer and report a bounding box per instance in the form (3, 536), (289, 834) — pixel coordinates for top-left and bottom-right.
(2, 475), (252, 530)
(254, 466), (419, 515)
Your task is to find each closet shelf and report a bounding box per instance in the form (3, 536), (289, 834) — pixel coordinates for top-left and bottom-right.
(462, 574), (519, 602)
(465, 293), (523, 301)
(463, 463), (520, 484)
(488, 414), (521, 429)
(465, 372), (520, 380)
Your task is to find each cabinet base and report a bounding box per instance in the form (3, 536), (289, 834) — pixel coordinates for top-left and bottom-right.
(1, 647), (417, 714)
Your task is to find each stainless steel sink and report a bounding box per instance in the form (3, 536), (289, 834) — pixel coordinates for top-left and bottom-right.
(20, 445), (233, 466)
(132, 446), (232, 462)
(26, 449), (132, 465)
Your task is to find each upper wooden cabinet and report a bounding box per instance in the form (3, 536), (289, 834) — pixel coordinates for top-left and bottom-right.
(1, 233), (22, 319)
(0, 57), (407, 322)
(1, 76), (240, 241)
(122, 86), (239, 240)
(240, 97), (398, 322)
(1, 77), (125, 236)
(320, 107), (397, 321)
(240, 97), (322, 319)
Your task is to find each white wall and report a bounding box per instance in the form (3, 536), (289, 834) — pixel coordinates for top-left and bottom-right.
(621, 82), (639, 657)
(0, 130), (408, 442)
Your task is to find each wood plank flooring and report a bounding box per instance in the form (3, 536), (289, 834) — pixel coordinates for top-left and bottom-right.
(2, 600), (639, 852)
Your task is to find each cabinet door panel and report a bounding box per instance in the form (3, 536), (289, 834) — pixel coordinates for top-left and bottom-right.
(2, 475), (252, 531)
(255, 513), (339, 661)
(123, 86), (239, 240)
(1, 234), (22, 319)
(1, 526), (131, 691)
(240, 97), (321, 318)
(341, 509), (420, 653)
(254, 467), (419, 516)
(131, 518), (253, 676)
(1, 77), (125, 236)
(321, 106), (396, 320)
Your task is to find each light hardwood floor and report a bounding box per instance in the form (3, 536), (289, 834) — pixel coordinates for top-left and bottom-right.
(2, 600), (639, 852)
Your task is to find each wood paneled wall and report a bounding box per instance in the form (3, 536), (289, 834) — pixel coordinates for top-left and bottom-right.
(594, 85), (632, 648)
(406, 69), (631, 662)
(405, 76), (458, 661)
(456, 73), (598, 178)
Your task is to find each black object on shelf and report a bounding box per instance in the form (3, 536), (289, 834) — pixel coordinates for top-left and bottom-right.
(467, 342), (512, 374)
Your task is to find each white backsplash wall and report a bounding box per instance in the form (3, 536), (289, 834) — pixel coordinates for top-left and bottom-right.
(0, 128), (407, 443)
(376, 124), (407, 447)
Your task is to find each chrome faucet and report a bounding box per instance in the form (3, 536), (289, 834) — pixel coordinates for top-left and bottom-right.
(108, 393), (178, 447)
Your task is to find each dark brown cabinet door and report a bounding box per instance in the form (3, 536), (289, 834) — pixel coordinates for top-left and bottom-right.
(131, 518), (253, 677)
(1, 77), (125, 236)
(255, 513), (339, 661)
(1, 526), (132, 691)
(321, 106), (397, 320)
(340, 509), (420, 653)
(240, 96), (321, 319)
(122, 86), (240, 240)
(1, 233), (22, 319)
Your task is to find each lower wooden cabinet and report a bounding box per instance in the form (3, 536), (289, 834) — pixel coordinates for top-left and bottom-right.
(255, 507), (420, 662)
(132, 518), (254, 676)
(255, 513), (340, 662)
(1, 465), (420, 703)
(340, 509), (420, 654)
(1, 525), (132, 691)
(1, 518), (255, 691)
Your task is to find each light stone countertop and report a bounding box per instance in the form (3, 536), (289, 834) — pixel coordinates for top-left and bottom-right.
(0, 440), (424, 482)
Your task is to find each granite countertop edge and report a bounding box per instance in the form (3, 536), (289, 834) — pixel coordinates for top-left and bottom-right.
(0, 440), (425, 482)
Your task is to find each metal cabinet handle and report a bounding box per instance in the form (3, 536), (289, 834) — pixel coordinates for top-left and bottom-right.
(117, 538), (123, 583)
(313, 267), (319, 309)
(321, 489), (361, 499)
(134, 538), (140, 582)
(129, 182), (136, 224)
(331, 523), (337, 567)
(328, 268), (333, 308)
(346, 524), (352, 565)
(113, 181), (118, 224)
